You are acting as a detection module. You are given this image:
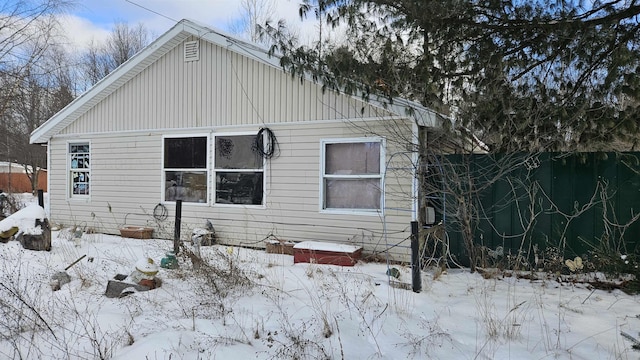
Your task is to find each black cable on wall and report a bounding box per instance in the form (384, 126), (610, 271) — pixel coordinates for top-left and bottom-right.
(255, 127), (279, 159)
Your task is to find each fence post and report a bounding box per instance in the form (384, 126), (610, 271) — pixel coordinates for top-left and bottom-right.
(174, 200), (182, 254)
(37, 189), (44, 208)
(411, 221), (422, 293)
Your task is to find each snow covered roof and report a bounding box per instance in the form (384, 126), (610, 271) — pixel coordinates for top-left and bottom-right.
(30, 19), (446, 144)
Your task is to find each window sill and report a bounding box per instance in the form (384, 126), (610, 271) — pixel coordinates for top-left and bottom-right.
(162, 201), (209, 207)
(320, 209), (382, 216)
(213, 203), (266, 210)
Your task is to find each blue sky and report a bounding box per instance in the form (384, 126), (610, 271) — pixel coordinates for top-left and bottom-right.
(59, 0), (321, 49)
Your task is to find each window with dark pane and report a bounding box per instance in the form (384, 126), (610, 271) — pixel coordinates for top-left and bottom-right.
(164, 137), (207, 168)
(214, 135), (264, 205)
(163, 136), (208, 203)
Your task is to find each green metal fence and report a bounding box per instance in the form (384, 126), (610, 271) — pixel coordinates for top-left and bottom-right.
(435, 152), (640, 264)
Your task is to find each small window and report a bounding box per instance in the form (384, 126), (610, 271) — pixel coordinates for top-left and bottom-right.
(69, 142), (90, 197)
(164, 136), (208, 203)
(214, 135), (264, 205)
(321, 139), (383, 212)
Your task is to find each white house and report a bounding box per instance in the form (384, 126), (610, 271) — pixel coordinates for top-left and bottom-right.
(30, 19), (445, 261)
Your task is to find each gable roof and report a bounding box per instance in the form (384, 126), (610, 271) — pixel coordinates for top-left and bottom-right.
(30, 19), (446, 144)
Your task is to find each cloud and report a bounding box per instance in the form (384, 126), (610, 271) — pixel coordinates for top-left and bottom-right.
(57, 0), (340, 52)
(56, 15), (111, 51)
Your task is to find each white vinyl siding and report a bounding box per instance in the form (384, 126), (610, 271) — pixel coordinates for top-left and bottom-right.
(59, 38), (393, 136)
(47, 118), (415, 261)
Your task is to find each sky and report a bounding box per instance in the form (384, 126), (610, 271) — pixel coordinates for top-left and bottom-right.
(59, 0), (322, 50)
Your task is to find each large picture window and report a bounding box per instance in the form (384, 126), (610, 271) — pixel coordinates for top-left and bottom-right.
(214, 134), (263, 205)
(69, 142), (90, 197)
(164, 136), (208, 203)
(321, 139), (383, 212)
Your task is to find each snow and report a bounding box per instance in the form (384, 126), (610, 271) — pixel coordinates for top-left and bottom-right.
(0, 203), (47, 235)
(293, 240), (362, 253)
(0, 196), (638, 359)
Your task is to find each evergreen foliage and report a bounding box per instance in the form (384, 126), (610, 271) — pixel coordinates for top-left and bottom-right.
(262, 0), (640, 152)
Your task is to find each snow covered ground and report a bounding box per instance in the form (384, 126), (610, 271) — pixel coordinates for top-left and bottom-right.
(0, 194), (638, 359)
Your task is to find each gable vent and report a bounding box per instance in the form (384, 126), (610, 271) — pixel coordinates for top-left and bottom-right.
(184, 41), (199, 62)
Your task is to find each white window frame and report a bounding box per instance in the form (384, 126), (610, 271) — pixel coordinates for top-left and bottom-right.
(67, 141), (91, 200)
(319, 137), (385, 215)
(213, 131), (266, 208)
(161, 134), (210, 205)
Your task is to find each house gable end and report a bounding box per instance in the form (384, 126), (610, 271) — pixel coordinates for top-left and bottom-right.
(31, 19), (438, 143)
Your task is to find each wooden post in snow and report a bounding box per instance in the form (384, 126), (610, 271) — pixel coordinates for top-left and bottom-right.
(173, 200), (182, 254)
(37, 189), (44, 207)
(411, 221), (422, 293)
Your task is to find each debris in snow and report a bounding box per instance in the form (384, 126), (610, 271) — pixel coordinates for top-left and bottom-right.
(192, 222), (215, 247)
(160, 251), (179, 269)
(0, 203), (46, 236)
(0, 204), (51, 251)
(105, 258), (162, 298)
(0, 226), (18, 242)
(130, 257), (160, 288)
(105, 276), (155, 298)
(192, 221), (215, 258)
(621, 331), (640, 350)
(50, 272), (71, 291)
(565, 256), (584, 272)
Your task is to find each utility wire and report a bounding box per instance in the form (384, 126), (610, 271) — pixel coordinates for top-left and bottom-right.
(125, 0), (178, 23)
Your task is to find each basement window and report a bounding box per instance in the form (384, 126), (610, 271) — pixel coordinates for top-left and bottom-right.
(321, 138), (384, 213)
(163, 136), (208, 203)
(69, 142), (90, 197)
(214, 134), (264, 206)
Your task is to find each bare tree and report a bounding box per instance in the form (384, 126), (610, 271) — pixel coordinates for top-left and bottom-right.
(80, 39), (110, 87)
(0, 0), (73, 119)
(0, 0), (74, 193)
(5, 44), (76, 193)
(80, 22), (150, 88)
(105, 22), (148, 68)
(229, 0), (276, 44)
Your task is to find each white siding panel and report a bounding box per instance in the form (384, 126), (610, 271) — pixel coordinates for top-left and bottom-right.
(59, 39), (392, 137)
(49, 118), (414, 261)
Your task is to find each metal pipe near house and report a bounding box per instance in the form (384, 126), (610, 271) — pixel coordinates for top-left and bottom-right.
(174, 200), (182, 254)
(411, 221), (422, 293)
